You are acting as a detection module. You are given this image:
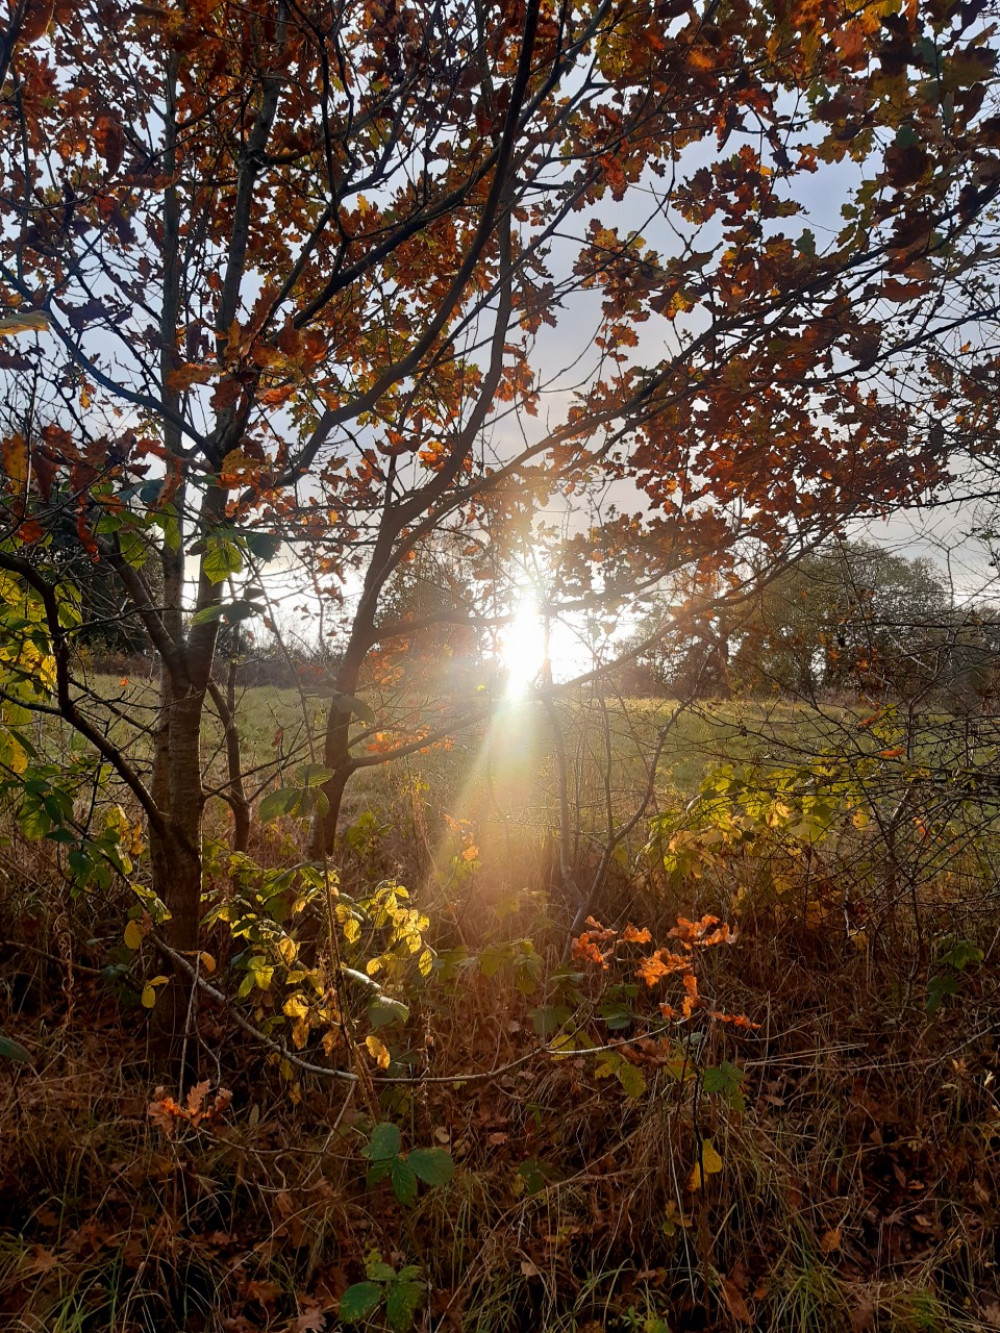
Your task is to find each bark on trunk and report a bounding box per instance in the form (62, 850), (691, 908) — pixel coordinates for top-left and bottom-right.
(310, 681), (356, 858)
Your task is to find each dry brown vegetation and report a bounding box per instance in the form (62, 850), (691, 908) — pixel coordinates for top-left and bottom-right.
(2, 695), (999, 1333)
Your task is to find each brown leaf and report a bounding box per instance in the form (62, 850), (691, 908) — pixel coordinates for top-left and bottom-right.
(850, 1297), (876, 1332)
(721, 1275), (752, 1324)
(245, 1278), (281, 1305)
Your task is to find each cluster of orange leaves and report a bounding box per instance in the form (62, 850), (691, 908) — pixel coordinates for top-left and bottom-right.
(148, 1080), (233, 1138)
(572, 914), (758, 1027)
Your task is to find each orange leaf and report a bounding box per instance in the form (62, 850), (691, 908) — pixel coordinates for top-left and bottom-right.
(721, 1276), (752, 1325)
(166, 362), (214, 391)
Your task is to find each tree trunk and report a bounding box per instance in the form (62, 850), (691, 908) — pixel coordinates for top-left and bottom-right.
(310, 674), (356, 859)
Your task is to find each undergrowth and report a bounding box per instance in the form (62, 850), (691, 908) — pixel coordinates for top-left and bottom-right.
(2, 699), (1000, 1332)
(2, 875), (999, 1331)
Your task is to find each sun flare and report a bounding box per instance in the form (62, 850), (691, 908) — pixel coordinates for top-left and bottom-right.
(499, 598), (548, 698)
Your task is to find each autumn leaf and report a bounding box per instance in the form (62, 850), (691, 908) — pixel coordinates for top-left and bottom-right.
(165, 362), (215, 391)
(123, 918), (144, 950)
(636, 949), (690, 986)
(687, 1138), (724, 1190)
(365, 1034), (391, 1069)
(0, 311), (48, 335)
(721, 1275), (752, 1325)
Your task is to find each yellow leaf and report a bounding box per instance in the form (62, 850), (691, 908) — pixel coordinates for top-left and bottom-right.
(141, 983), (157, 1008)
(124, 919), (144, 951)
(277, 936), (297, 965)
(198, 951), (216, 974)
(283, 993), (309, 1020)
(852, 808), (870, 829)
(321, 1029), (339, 1056)
(0, 311), (48, 336)
(365, 1034), (391, 1069)
(1, 433), (28, 487)
(687, 1138), (724, 1190)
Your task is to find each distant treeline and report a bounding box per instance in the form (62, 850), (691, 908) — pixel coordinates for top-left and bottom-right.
(620, 542), (1000, 709)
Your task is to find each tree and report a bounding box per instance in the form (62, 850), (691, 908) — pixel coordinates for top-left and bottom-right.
(727, 542), (953, 698)
(1, 0), (999, 1035)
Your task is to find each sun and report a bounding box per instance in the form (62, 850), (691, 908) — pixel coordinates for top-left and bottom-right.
(498, 597), (548, 698)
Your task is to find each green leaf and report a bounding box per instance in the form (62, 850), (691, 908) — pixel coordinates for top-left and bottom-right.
(153, 511), (182, 551)
(339, 1282), (383, 1323)
(390, 1157), (418, 1207)
(941, 940), (983, 972)
(702, 1060), (747, 1112)
(365, 1258), (397, 1283)
(616, 1060), (647, 1100)
(926, 971), (959, 1015)
(367, 994), (410, 1029)
(223, 598), (262, 624)
(597, 1000), (634, 1031)
(118, 528), (150, 570)
(202, 538), (244, 584)
(366, 1159), (392, 1189)
(329, 691), (377, 725)
(407, 1148), (454, 1188)
(0, 1032), (30, 1062)
(386, 1280), (424, 1331)
(18, 801), (51, 840)
(297, 764), (335, 788)
(258, 787), (301, 823)
(362, 1121), (402, 1161)
(529, 1003), (572, 1037)
(241, 530), (282, 562)
(515, 1157), (557, 1196)
(190, 604), (227, 626)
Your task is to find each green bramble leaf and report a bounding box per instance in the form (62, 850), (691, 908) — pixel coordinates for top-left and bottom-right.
(386, 1279), (424, 1331)
(362, 1122), (402, 1162)
(407, 1148), (455, 1188)
(339, 1282), (382, 1323)
(367, 994), (410, 1029)
(390, 1156), (418, 1206)
(702, 1061), (747, 1112)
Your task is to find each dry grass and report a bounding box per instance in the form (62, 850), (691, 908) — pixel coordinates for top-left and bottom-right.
(3, 692), (1000, 1331)
(2, 888), (999, 1332)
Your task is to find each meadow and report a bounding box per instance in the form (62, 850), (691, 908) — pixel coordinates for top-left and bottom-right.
(1, 681), (999, 1333)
